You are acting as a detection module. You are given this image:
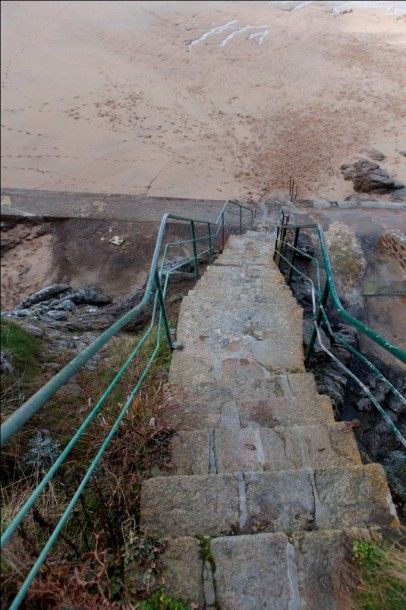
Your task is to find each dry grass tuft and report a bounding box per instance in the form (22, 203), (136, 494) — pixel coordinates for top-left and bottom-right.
(1, 328), (176, 609)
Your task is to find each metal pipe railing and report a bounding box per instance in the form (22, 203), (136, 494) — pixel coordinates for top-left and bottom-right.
(1, 201), (255, 447)
(1, 199), (255, 610)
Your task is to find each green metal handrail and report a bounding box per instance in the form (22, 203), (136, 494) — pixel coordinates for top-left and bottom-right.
(1, 200), (254, 447)
(274, 211), (406, 364)
(1, 199), (254, 610)
(273, 210), (406, 447)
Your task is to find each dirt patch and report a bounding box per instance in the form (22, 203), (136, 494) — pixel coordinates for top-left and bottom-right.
(1, 222), (53, 310)
(1, 216), (214, 310)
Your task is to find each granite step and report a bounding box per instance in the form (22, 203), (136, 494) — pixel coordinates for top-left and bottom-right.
(125, 528), (385, 610)
(163, 375), (336, 429)
(164, 423), (362, 475)
(140, 464), (398, 539)
(135, 231), (399, 609)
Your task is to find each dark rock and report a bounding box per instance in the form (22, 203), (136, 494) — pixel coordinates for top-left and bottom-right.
(387, 393), (406, 416)
(361, 148), (385, 162)
(69, 286), (111, 306)
(390, 187), (406, 202)
(55, 299), (75, 311)
(43, 310), (68, 321)
(366, 376), (389, 404)
(332, 323), (358, 350)
(21, 324), (45, 337)
(375, 411), (398, 436)
(399, 150), (406, 157)
(17, 283), (71, 310)
(0, 350), (14, 374)
(340, 163), (356, 181)
(296, 233), (314, 257)
(352, 159), (404, 193)
(303, 319), (330, 353)
(383, 450), (406, 520)
(4, 308), (36, 318)
(356, 398), (373, 412)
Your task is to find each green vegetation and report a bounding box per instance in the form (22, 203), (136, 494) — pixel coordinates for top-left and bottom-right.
(0, 320), (42, 417)
(352, 539), (406, 610)
(199, 535), (216, 573)
(1, 319), (40, 374)
(137, 589), (190, 610)
(1, 323), (177, 609)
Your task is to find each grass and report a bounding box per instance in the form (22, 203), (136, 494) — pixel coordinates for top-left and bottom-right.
(137, 590), (190, 610)
(0, 321), (186, 609)
(352, 539), (406, 610)
(0, 320), (42, 421)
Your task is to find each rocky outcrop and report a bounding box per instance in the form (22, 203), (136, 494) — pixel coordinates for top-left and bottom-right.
(280, 244), (406, 520)
(325, 222), (367, 304)
(340, 159), (404, 193)
(379, 230), (406, 275)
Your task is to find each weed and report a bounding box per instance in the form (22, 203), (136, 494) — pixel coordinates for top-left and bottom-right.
(1, 320), (41, 420)
(352, 539), (406, 610)
(199, 535), (216, 573)
(137, 589), (190, 610)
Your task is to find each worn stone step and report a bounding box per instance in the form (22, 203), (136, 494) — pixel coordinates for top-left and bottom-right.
(163, 376), (335, 430)
(169, 348), (305, 383)
(187, 285), (297, 306)
(126, 528), (382, 610)
(177, 300), (304, 342)
(164, 423), (361, 475)
(203, 263), (280, 277)
(140, 464), (398, 538)
(209, 528), (376, 610)
(179, 294), (303, 322)
(125, 527), (387, 609)
(172, 339), (305, 381)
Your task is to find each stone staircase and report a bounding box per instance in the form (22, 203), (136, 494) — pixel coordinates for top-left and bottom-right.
(137, 231), (399, 609)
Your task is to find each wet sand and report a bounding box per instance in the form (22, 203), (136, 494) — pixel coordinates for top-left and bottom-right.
(1, 1), (406, 201)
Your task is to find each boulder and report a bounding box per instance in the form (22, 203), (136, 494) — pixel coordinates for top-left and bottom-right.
(325, 222), (367, 304)
(344, 159), (404, 193)
(361, 148), (385, 162)
(69, 286), (111, 306)
(340, 163), (356, 181)
(16, 283), (71, 310)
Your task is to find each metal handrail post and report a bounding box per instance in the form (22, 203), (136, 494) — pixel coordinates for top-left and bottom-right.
(288, 228), (300, 285)
(191, 221), (199, 280)
(306, 281), (330, 361)
(154, 269), (174, 350)
(207, 222), (213, 261)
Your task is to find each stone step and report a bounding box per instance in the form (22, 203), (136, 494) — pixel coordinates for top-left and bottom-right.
(140, 464), (398, 539)
(177, 298), (303, 338)
(169, 348), (305, 383)
(187, 285), (297, 305)
(163, 375), (335, 429)
(164, 423), (361, 475)
(125, 528), (382, 610)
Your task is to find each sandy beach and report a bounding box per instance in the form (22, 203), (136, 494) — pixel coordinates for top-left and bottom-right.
(1, 0), (406, 201)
